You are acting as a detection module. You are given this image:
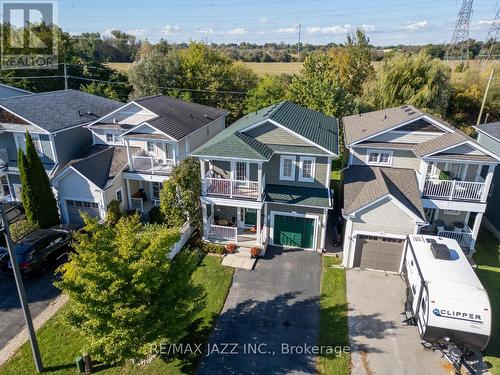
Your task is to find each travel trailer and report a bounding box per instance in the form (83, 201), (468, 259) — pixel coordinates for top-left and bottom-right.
(403, 235), (491, 373)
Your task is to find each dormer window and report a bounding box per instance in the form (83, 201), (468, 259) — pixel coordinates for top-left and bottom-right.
(106, 133), (114, 143)
(367, 150), (393, 166)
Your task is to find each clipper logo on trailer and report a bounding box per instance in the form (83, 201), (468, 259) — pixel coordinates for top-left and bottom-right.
(432, 309), (483, 325)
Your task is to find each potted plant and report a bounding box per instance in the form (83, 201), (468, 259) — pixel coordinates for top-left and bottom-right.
(250, 247), (260, 259)
(439, 171), (450, 181)
(225, 243), (236, 254)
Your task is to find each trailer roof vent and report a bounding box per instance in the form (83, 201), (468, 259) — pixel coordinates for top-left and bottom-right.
(430, 243), (452, 260)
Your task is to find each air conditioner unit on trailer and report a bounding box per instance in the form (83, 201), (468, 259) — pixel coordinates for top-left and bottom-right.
(402, 235), (491, 375)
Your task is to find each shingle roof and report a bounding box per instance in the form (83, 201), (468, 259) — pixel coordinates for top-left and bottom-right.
(412, 132), (466, 157)
(0, 90), (123, 132)
(343, 166), (425, 221)
(475, 122), (500, 142)
(264, 184), (331, 208)
(66, 145), (129, 189)
(133, 95), (228, 140)
(193, 132), (273, 160)
(191, 101), (339, 158)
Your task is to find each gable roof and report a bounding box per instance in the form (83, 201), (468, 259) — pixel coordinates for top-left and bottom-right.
(191, 101), (339, 158)
(0, 83), (32, 98)
(61, 145), (129, 190)
(0, 90), (122, 132)
(132, 95), (229, 140)
(475, 122), (500, 143)
(343, 165), (426, 222)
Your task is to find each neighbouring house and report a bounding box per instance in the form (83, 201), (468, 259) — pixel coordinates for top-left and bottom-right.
(474, 121), (500, 239)
(52, 95), (228, 224)
(0, 90), (122, 205)
(341, 105), (500, 273)
(0, 83), (31, 99)
(191, 101), (339, 254)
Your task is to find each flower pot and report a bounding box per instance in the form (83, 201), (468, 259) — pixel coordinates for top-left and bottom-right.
(225, 243), (236, 254)
(250, 247), (260, 259)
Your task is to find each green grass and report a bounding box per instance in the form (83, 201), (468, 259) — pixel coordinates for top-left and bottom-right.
(0, 255), (234, 375)
(317, 256), (349, 375)
(473, 229), (500, 375)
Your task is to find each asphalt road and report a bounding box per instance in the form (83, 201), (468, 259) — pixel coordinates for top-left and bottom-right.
(0, 256), (64, 350)
(199, 246), (321, 375)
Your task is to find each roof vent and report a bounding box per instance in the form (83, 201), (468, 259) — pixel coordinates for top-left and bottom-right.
(203, 114), (208, 118)
(384, 114), (388, 120)
(407, 111), (415, 115)
(430, 242), (452, 260)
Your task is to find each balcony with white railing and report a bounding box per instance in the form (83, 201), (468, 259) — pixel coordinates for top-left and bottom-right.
(423, 178), (486, 202)
(202, 171), (264, 201)
(437, 225), (473, 250)
(131, 155), (175, 175)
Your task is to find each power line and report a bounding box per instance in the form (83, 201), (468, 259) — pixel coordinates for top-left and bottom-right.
(445, 0), (474, 61)
(478, 6), (500, 60)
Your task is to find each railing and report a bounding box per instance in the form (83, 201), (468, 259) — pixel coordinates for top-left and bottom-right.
(423, 179), (485, 201)
(203, 177), (260, 200)
(437, 227), (473, 249)
(131, 197), (144, 212)
(209, 224), (238, 242)
(153, 199), (161, 207)
(131, 155), (175, 175)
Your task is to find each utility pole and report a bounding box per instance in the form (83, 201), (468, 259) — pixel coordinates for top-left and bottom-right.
(63, 63), (68, 90)
(297, 24), (301, 55)
(0, 205), (43, 372)
(445, 0), (474, 61)
(477, 66), (495, 125)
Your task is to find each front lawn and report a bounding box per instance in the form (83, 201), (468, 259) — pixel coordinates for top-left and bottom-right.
(474, 229), (500, 375)
(317, 256), (349, 375)
(0, 254), (234, 375)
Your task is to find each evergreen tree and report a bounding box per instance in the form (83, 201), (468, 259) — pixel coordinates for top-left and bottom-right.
(18, 131), (60, 228)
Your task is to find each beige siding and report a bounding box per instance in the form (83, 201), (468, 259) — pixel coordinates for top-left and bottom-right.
(264, 154), (329, 188)
(100, 103), (156, 125)
(434, 209), (468, 227)
(441, 144), (484, 156)
(351, 147), (420, 170)
(351, 197), (417, 235)
(103, 173), (127, 211)
(370, 131), (441, 144)
(186, 116), (226, 156)
(244, 121), (312, 147)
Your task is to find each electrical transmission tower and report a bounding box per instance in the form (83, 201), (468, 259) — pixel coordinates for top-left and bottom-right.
(445, 0), (474, 61)
(478, 7), (500, 60)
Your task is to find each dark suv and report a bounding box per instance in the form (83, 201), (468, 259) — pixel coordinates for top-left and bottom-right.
(0, 225), (78, 276)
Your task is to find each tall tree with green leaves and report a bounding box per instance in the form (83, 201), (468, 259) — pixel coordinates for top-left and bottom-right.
(244, 74), (292, 113)
(56, 214), (203, 362)
(363, 52), (451, 116)
(287, 51), (356, 118)
(18, 131), (59, 228)
(160, 157), (202, 230)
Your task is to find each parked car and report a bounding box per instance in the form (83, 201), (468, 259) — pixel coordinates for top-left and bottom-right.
(0, 225), (80, 276)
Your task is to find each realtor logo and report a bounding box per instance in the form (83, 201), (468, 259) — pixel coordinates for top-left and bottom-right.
(1, 0), (58, 68)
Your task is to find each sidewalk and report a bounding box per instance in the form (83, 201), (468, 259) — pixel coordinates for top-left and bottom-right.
(0, 294), (68, 367)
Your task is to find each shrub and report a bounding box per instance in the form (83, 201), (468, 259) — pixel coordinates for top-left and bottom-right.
(202, 242), (226, 255)
(148, 206), (165, 224)
(106, 200), (122, 225)
(10, 219), (37, 242)
(439, 171), (450, 181)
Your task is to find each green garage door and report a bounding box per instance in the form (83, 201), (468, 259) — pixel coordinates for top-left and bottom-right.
(273, 215), (315, 249)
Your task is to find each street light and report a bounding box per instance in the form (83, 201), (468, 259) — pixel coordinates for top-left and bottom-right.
(0, 204), (43, 372)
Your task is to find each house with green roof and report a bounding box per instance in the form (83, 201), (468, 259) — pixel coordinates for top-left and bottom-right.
(191, 101), (339, 254)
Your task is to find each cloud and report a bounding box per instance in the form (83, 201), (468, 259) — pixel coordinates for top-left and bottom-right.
(306, 24), (352, 34)
(162, 25), (181, 35)
(471, 19), (498, 30)
(198, 27), (214, 34)
(127, 28), (150, 37)
(228, 27), (247, 35)
(259, 17), (269, 24)
(361, 24), (376, 32)
(275, 25), (299, 34)
(401, 20), (428, 31)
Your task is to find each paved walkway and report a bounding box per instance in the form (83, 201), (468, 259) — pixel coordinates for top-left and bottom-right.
(0, 294), (68, 367)
(199, 247), (321, 375)
(347, 269), (451, 375)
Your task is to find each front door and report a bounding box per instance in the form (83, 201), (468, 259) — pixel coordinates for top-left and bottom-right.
(244, 208), (257, 226)
(273, 214), (315, 249)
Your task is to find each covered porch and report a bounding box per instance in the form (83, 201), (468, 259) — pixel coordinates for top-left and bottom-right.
(125, 177), (164, 213)
(202, 202), (267, 250)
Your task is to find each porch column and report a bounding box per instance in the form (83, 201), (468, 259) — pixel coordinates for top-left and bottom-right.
(200, 159), (206, 195)
(126, 178), (132, 209)
(125, 139), (133, 171)
(481, 165), (495, 202)
(418, 160), (429, 193)
(201, 202), (208, 240)
(257, 163), (263, 198)
(320, 209), (328, 251)
(470, 212), (484, 250)
(263, 202), (268, 244)
(257, 208), (262, 245)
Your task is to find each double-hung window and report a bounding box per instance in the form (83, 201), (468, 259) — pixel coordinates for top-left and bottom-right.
(299, 156), (315, 182)
(366, 150), (393, 166)
(279, 156), (295, 181)
(147, 141), (156, 154)
(235, 162), (247, 181)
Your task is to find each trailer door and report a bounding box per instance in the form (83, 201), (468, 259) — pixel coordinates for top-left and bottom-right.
(417, 290), (429, 335)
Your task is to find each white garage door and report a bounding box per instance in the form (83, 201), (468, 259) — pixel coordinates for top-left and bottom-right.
(353, 235), (405, 273)
(66, 200), (100, 224)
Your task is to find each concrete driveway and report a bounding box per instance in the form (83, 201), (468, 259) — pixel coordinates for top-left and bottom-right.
(199, 247), (321, 375)
(0, 256), (63, 350)
(347, 269), (451, 375)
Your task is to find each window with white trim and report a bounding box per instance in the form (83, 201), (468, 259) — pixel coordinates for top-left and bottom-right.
(116, 188), (123, 203)
(366, 150), (393, 166)
(299, 156), (315, 182)
(147, 141), (155, 153)
(235, 162), (247, 181)
(106, 133), (114, 143)
(279, 156), (295, 181)
(153, 182), (163, 200)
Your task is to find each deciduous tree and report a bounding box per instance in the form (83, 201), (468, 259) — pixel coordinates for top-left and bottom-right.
(244, 74), (291, 113)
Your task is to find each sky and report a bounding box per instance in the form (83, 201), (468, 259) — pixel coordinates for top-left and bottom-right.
(58, 0), (498, 46)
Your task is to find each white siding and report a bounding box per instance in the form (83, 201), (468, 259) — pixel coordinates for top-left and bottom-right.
(185, 116), (226, 157)
(100, 103), (156, 125)
(350, 147), (420, 170)
(351, 197), (417, 235)
(370, 131), (441, 144)
(56, 171), (101, 202)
